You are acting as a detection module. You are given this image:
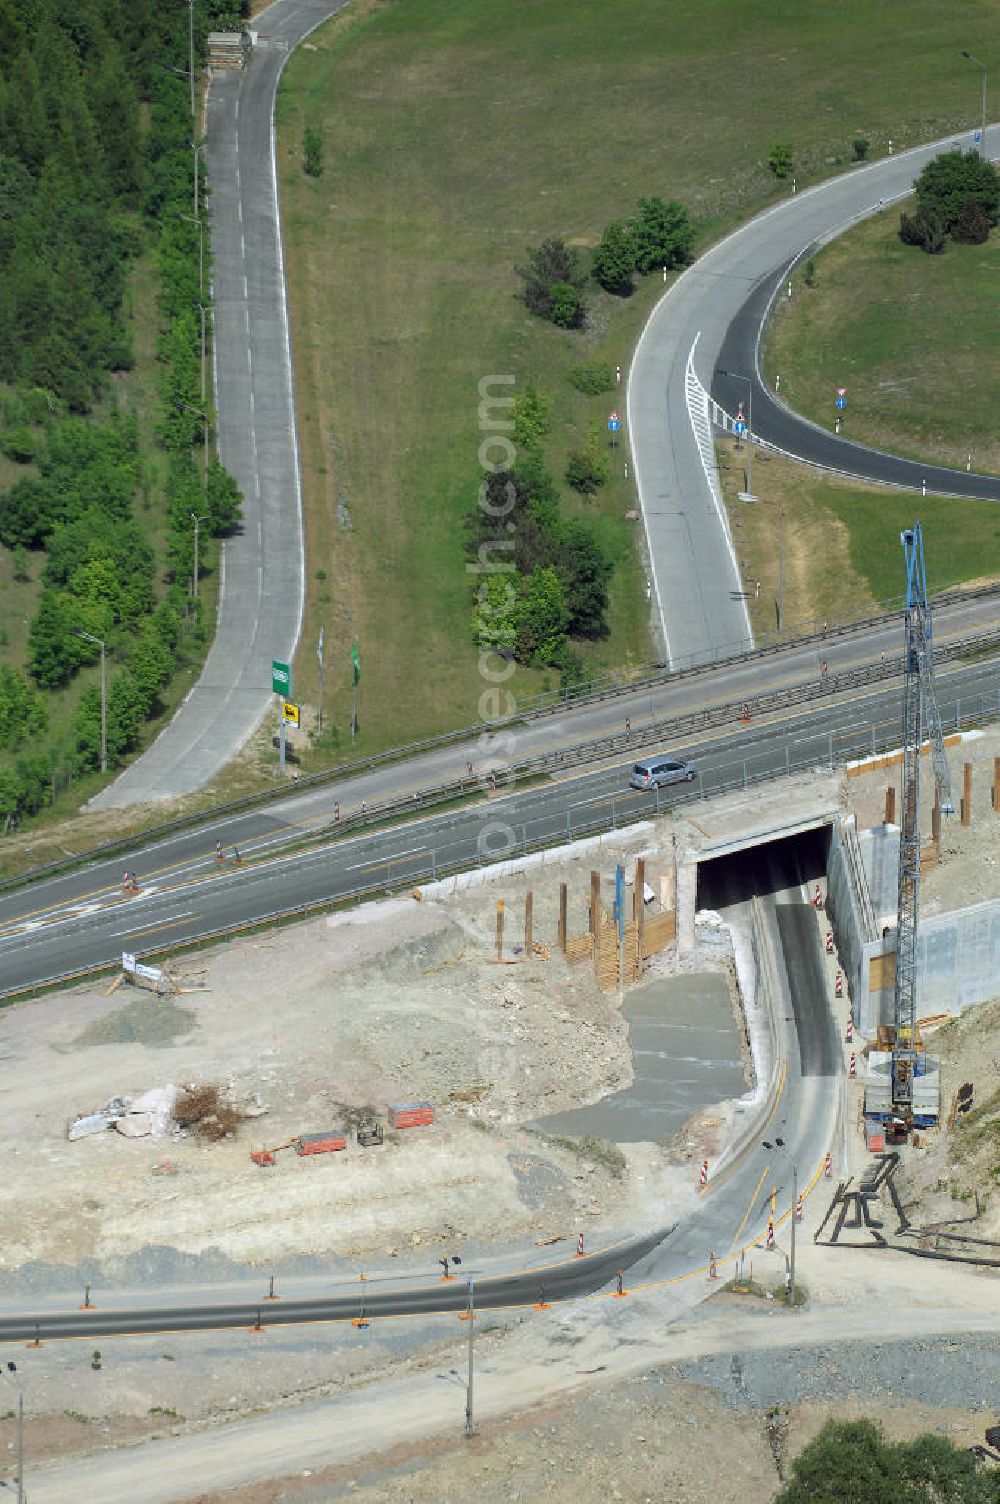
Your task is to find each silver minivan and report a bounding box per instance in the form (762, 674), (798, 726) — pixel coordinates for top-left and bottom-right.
(629, 754), (696, 791)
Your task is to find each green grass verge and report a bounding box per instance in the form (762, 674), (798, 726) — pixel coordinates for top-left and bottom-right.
(276, 0), (997, 754)
(763, 207), (1000, 474)
(718, 445), (1000, 643)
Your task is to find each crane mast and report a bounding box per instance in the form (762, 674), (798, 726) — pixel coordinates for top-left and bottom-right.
(892, 524), (952, 1111)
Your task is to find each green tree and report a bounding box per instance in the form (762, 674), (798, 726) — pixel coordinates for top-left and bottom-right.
(769, 141), (794, 179)
(631, 196), (694, 274)
(205, 459), (244, 534)
(0, 665), (47, 750)
(0, 477), (58, 548)
(914, 149), (1000, 233)
(515, 566), (569, 666)
(549, 281), (585, 329)
(592, 220), (637, 295)
(28, 589), (85, 688)
(776, 1418), (999, 1504)
(558, 520), (613, 638)
(473, 571), (517, 656)
(516, 239), (588, 326)
(302, 126), (324, 177)
(853, 137), (870, 161)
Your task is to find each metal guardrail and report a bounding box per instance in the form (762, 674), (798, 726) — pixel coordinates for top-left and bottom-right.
(7, 678), (1000, 1003)
(3, 610), (1000, 896)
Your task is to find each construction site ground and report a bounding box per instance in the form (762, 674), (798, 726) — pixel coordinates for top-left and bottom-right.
(2, 728), (1000, 1497)
(0, 830), (719, 1280)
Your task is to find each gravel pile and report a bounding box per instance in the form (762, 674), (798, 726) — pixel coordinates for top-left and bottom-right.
(676, 1334), (1000, 1413)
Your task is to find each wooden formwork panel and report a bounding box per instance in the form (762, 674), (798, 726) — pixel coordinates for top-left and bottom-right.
(641, 910), (676, 958)
(565, 934), (594, 964)
(869, 951), (896, 991)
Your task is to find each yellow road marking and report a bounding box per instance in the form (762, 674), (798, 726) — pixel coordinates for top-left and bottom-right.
(730, 1167), (770, 1250)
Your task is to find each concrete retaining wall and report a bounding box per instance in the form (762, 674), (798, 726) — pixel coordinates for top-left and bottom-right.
(863, 897), (1000, 1026)
(825, 815), (874, 1024)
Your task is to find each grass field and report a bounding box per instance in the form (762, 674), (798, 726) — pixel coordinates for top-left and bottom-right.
(275, 0), (997, 756)
(718, 439), (1000, 645)
(763, 207), (1000, 475)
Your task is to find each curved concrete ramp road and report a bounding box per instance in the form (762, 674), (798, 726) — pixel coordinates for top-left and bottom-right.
(629, 124), (999, 672)
(92, 0), (349, 810)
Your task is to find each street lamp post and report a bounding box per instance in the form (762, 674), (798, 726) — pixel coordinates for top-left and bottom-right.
(716, 367), (754, 496)
(179, 212), (205, 299)
(190, 511), (209, 605)
(961, 51), (988, 159)
(1, 1361), (25, 1504)
(197, 303), (208, 402)
(191, 139), (203, 221)
(73, 630), (107, 775)
(465, 1277), (475, 1438)
(763, 1137), (797, 1306)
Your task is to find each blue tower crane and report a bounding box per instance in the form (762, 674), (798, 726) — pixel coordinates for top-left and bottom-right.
(892, 523), (953, 1112)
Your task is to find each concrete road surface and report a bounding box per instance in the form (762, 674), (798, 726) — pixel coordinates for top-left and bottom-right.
(630, 123), (1000, 671)
(92, 0), (348, 809)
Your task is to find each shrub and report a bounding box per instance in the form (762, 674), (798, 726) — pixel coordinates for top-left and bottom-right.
(565, 425), (610, 494)
(174, 1082), (245, 1141)
(0, 426), (37, 463)
(549, 281), (585, 329)
(302, 127), (324, 177)
(914, 149), (999, 233)
(768, 142), (794, 179)
(512, 383), (552, 449)
(803, 258), (816, 287)
(899, 204), (946, 255)
(852, 137), (870, 161)
(951, 196), (991, 245)
(567, 360), (616, 396)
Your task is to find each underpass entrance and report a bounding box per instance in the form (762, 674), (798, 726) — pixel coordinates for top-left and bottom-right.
(677, 776), (843, 1077)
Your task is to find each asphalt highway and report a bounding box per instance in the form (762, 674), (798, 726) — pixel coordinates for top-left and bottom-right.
(3, 654), (998, 996)
(6, 586), (1000, 914)
(0, 1226), (670, 1343)
(92, 0), (349, 808)
(631, 123), (1000, 668)
(714, 266), (1000, 501)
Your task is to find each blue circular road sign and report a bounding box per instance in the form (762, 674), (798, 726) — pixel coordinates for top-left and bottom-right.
(835, 396), (846, 410)
(733, 419), (747, 437)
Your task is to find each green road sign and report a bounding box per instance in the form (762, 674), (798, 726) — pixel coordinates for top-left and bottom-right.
(272, 659), (291, 696)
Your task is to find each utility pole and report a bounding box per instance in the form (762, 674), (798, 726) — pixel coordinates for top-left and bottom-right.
(465, 1278), (475, 1438)
(3, 1361), (24, 1504)
(961, 51), (988, 159)
(197, 303), (207, 402)
(763, 1138), (797, 1306)
(317, 626), (325, 734)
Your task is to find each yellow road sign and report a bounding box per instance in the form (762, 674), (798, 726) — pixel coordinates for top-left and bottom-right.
(282, 701), (300, 727)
